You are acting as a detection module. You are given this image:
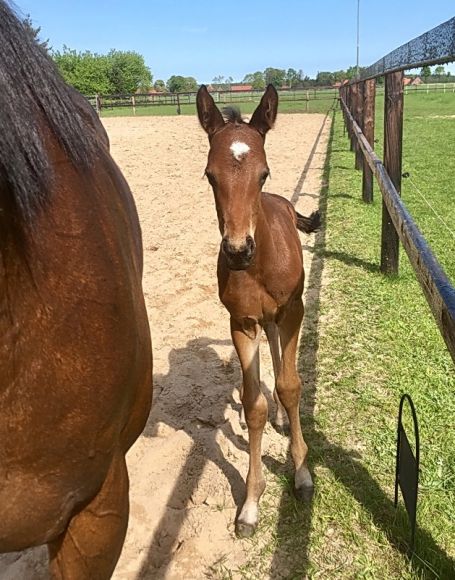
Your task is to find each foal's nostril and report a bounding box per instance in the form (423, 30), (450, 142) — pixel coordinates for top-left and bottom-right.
(245, 235), (255, 257)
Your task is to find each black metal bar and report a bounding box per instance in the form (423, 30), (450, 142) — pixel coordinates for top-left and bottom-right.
(395, 394), (420, 554)
(361, 17), (455, 80)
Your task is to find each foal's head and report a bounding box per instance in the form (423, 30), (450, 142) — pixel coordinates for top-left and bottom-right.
(197, 84), (278, 270)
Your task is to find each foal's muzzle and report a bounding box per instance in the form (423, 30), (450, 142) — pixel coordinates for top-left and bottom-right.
(221, 235), (256, 270)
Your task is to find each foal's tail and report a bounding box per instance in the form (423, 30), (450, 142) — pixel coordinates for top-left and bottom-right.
(296, 210), (321, 234)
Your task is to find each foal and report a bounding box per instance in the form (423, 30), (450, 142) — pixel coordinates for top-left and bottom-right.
(197, 85), (319, 537)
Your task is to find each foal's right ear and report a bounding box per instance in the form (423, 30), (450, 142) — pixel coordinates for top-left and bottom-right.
(197, 85), (225, 139)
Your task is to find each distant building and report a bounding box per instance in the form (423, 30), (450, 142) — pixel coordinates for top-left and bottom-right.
(404, 77), (423, 86)
(230, 84), (253, 92)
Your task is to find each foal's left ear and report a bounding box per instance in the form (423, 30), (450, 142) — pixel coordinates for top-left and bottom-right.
(249, 84), (278, 137)
(197, 85), (225, 139)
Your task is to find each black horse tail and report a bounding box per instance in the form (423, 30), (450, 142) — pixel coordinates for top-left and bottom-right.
(296, 210), (321, 233)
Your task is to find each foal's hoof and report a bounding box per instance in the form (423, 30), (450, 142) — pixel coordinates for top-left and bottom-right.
(235, 520), (257, 538)
(294, 483), (314, 503)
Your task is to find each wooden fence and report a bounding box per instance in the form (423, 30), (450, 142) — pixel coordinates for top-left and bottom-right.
(89, 86), (339, 114)
(339, 16), (455, 363)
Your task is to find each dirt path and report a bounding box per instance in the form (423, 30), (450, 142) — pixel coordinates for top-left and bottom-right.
(0, 112), (331, 579)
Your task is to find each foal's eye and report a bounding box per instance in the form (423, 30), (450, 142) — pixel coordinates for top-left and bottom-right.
(205, 170), (217, 187)
(260, 171), (269, 185)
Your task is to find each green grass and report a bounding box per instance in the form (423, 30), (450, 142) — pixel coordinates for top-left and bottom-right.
(231, 95), (454, 579)
(374, 92), (455, 281)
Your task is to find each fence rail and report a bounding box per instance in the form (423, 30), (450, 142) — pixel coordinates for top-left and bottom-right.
(361, 16), (455, 80)
(340, 17), (455, 364)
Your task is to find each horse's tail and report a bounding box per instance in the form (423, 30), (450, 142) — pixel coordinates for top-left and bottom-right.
(296, 210), (321, 234)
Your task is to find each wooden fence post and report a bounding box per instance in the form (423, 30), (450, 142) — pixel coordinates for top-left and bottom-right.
(176, 93), (181, 115)
(381, 71), (404, 275)
(354, 81), (364, 170)
(349, 84), (356, 151)
(131, 95), (136, 116)
(362, 79), (376, 202)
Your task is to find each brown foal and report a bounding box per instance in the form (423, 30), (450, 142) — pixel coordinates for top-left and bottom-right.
(197, 84), (320, 537)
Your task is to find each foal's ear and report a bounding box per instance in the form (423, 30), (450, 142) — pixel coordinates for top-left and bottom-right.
(197, 85), (225, 139)
(249, 84), (278, 137)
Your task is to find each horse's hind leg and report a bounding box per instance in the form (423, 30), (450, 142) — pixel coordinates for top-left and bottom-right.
(277, 298), (313, 501)
(264, 321), (289, 432)
(48, 452), (129, 580)
(231, 317), (267, 538)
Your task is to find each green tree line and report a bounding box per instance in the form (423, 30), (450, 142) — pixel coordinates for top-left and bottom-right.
(52, 47), (153, 95)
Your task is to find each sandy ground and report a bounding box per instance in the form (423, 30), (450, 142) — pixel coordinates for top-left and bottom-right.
(0, 111), (330, 579)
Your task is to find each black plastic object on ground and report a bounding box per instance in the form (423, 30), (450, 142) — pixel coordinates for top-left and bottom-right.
(394, 393), (420, 554)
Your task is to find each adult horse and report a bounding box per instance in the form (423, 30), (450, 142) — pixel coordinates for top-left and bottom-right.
(197, 84), (319, 537)
(0, 2), (152, 578)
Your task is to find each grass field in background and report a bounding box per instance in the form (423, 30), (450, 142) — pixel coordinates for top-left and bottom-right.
(227, 95), (454, 578)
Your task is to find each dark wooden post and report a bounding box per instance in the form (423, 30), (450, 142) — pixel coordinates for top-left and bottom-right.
(176, 92), (181, 115)
(362, 79), (376, 202)
(381, 71), (404, 274)
(354, 81), (364, 170)
(349, 83), (356, 151)
(340, 88), (346, 135)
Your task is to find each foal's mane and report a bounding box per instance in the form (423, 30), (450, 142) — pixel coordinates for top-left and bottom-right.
(0, 1), (100, 239)
(222, 106), (245, 124)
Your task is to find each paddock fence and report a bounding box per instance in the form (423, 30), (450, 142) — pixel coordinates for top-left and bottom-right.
(88, 86), (339, 115)
(339, 16), (455, 363)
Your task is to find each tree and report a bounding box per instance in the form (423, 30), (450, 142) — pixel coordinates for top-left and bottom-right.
(243, 71), (265, 90)
(23, 14), (50, 51)
(434, 65), (445, 76)
(53, 47), (112, 94)
(167, 75), (198, 93)
(107, 50), (152, 94)
(184, 76), (198, 92)
(315, 71), (334, 86)
(153, 79), (166, 92)
(285, 68), (306, 88)
(420, 65), (431, 82)
(167, 75), (186, 93)
(264, 67), (286, 88)
(52, 47), (152, 95)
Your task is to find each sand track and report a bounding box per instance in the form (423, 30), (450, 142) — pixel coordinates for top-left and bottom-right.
(0, 112), (330, 579)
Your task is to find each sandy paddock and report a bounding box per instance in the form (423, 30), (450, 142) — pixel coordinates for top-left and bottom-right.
(0, 112), (330, 579)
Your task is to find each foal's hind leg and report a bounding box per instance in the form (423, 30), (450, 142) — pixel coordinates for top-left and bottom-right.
(277, 299), (313, 500)
(231, 318), (267, 537)
(264, 322), (289, 432)
(48, 452), (129, 579)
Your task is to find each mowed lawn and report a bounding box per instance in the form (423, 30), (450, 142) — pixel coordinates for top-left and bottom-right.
(227, 93), (454, 578)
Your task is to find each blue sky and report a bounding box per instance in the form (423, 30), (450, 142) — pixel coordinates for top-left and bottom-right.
(16, 0), (455, 83)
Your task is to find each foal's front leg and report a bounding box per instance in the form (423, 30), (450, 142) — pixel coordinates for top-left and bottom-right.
(231, 317), (267, 537)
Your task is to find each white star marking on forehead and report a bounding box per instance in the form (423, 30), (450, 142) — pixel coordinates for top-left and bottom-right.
(230, 141), (250, 161)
